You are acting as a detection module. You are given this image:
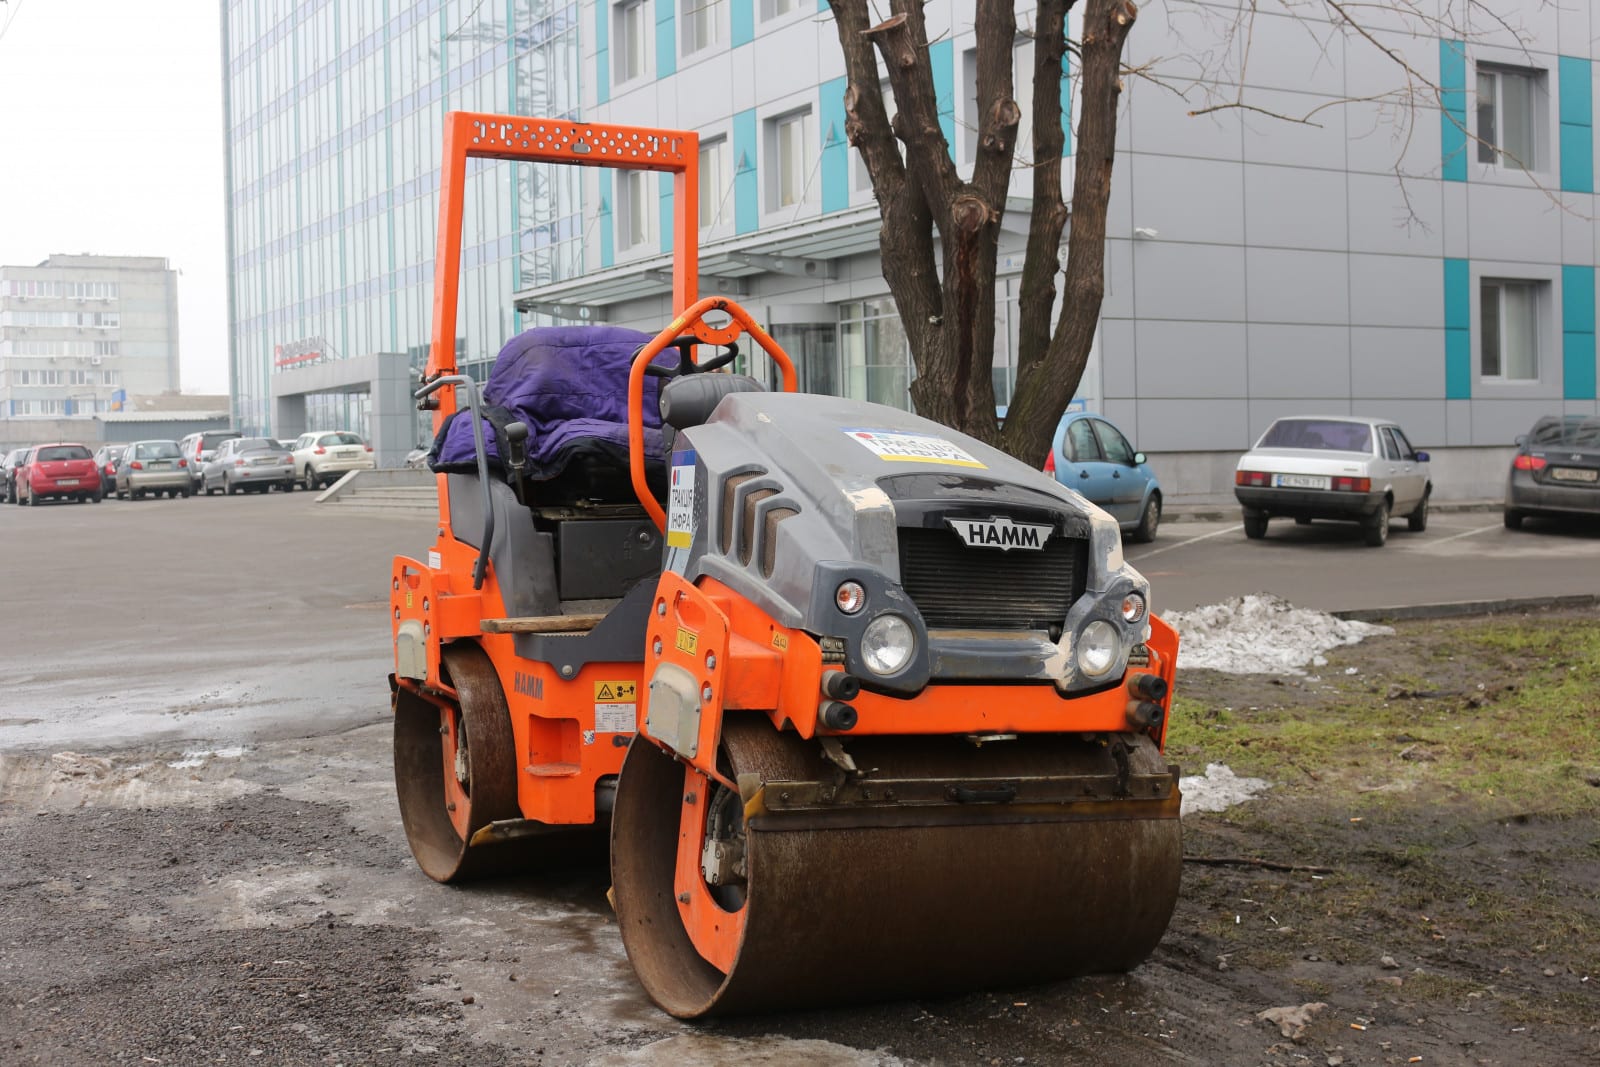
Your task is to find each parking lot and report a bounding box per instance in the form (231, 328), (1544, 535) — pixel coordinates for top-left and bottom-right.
(2, 491), (1598, 1065)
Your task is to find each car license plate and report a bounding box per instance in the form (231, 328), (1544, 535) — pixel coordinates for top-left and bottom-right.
(1273, 473), (1330, 490)
(150, 461), (171, 469)
(338, 449), (360, 458)
(253, 457), (278, 465)
(58, 478), (80, 486)
(1549, 467), (1599, 483)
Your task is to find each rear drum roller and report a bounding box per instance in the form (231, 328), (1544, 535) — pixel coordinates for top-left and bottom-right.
(611, 715), (1183, 1018)
(393, 642), (534, 882)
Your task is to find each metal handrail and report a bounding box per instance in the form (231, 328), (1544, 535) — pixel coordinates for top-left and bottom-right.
(415, 374), (494, 590)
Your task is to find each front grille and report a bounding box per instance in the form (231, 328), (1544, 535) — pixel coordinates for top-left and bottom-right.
(897, 526), (1088, 630)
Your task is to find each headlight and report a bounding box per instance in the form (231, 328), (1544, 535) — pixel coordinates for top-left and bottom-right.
(1121, 593), (1146, 623)
(860, 614), (915, 676)
(1077, 620), (1120, 677)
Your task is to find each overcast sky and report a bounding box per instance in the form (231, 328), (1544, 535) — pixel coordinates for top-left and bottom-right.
(0, 0), (228, 393)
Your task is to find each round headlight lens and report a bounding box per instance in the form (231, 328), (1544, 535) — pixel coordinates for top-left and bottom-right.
(1077, 619), (1120, 677)
(1121, 593), (1146, 623)
(860, 614), (916, 676)
(835, 580), (866, 615)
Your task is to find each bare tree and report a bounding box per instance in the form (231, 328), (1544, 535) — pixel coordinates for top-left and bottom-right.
(829, 0), (1134, 466)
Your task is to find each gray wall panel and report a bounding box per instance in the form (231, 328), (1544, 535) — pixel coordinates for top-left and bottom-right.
(1244, 165), (1348, 251)
(1446, 399), (1474, 447)
(1103, 239), (1136, 319)
(1245, 248), (1349, 325)
(1347, 173), (1443, 257)
(1246, 323), (1350, 397)
(1467, 182), (1565, 263)
(1100, 318), (1137, 398)
(1240, 90), (1347, 170)
(1238, 13), (1346, 95)
(1136, 398), (1252, 451)
(1131, 242), (1247, 322)
(1130, 108), (1239, 161)
(1135, 320), (1247, 398)
(1353, 400), (1447, 448)
(1130, 156), (1245, 246)
(1348, 254), (1442, 329)
(1474, 400), (1573, 444)
(1350, 326), (1445, 399)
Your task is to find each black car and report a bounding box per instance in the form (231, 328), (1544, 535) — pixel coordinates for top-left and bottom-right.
(92, 444), (126, 497)
(1504, 415), (1600, 529)
(2, 447), (32, 504)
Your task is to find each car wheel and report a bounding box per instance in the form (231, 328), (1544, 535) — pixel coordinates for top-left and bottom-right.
(1132, 494), (1161, 543)
(1242, 510), (1268, 540)
(181, 489), (191, 499)
(1363, 500), (1391, 547)
(283, 479), (294, 492)
(91, 491), (102, 504)
(133, 490), (144, 501)
(1407, 493), (1429, 533)
(1503, 509), (1524, 530)
(303, 469), (318, 491)
(225, 476), (238, 496)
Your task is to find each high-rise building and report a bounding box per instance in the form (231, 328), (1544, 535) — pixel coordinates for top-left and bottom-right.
(0, 254), (178, 421)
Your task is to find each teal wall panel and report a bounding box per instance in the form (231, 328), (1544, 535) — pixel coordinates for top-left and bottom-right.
(1444, 258), (1471, 398)
(1559, 57), (1594, 193)
(733, 108), (759, 234)
(931, 39), (955, 147)
(595, 1), (610, 104)
(731, 0), (754, 47)
(820, 75), (849, 213)
(599, 170), (615, 269)
(1440, 40), (1467, 182)
(656, 0), (676, 78)
(1564, 265), (1597, 399)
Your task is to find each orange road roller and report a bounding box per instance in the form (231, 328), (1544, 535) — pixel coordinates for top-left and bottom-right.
(389, 112), (1182, 1018)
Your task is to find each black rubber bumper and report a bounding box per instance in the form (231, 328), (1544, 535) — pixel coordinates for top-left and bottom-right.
(1235, 486), (1383, 519)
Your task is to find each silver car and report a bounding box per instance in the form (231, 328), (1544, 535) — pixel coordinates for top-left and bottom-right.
(1234, 415), (1432, 547)
(202, 436), (296, 494)
(115, 440), (192, 499)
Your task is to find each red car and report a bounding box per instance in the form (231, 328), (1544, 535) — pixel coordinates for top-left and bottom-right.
(16, 443), (102, 505)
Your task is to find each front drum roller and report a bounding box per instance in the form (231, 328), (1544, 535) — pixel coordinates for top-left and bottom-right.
(393, 642), (540, 882)
(611, 715), (1183, 1018)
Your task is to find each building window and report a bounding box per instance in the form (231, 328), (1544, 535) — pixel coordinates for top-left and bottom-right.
(614, 0), (650, 85)
(102, 370), (122, 386)
(699, 137), (732, 229)
(1480, 278), (1543, 381)
(1476, 65), (1541, 169)
(767, 108), (815, 210)
(681, 0), (723, 56)
(838, 298), (911, 410)
(760, 0), (799, 18)
(68, 369), (94, 386)
(617, 170), (653, 250)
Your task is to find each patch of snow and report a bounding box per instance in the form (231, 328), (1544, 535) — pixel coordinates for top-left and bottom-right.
(168, 745), (247, 770)
(1165, 593), (1391, 676)
(1181, 763), (1271, 815)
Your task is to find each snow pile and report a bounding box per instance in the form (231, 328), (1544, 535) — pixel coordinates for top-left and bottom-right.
(1180, 763), (1271, 815)
(1165, 593), (1392, 676)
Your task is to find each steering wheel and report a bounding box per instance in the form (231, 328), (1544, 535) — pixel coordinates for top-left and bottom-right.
(644, 338), (739, 379)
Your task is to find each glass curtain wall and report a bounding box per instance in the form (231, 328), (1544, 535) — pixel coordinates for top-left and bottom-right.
(223, 0), (583, 437)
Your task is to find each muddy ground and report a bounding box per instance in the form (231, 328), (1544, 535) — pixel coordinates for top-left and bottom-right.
(2, 605), (1595, 1066)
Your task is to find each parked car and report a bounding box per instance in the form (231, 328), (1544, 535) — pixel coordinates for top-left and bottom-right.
(1504, 414), (1600, 529)
(16, 442), (101, 505)
(92, 444), (126, 497)
(1234, 415), (1431, 547)
(1044, 412), (1162, 542)
(115, 440), (192, 499)
(2, 447), (31, 504)
(178, 429), (243, 492)
(289, 430), (376, 490)
(202, 436), (295, 494)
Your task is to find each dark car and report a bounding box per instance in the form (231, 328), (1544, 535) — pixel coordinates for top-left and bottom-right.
(92, 444), (126, 497)
(2, 447), (31, 504)
(1504, 415), (1600, 529)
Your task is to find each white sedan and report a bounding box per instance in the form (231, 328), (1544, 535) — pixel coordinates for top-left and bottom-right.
(1233, 416), (1432, 547)
(290, 430), (375, 490)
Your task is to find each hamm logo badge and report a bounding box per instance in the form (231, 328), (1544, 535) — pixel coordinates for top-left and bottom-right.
(948, 516), (1052, 551)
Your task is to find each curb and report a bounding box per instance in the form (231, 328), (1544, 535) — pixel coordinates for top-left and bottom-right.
(1166, 500), (1503, 524)
(1333, 593), (1600, 623)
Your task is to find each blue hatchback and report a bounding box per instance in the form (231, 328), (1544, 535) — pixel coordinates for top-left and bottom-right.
(1045, 413), (1162, 542)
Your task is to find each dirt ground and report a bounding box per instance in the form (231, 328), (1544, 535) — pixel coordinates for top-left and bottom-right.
(2, 608), (1597, 1066)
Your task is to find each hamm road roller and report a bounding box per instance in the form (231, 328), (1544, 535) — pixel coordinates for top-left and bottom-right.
(390, 112), (1182, 1018)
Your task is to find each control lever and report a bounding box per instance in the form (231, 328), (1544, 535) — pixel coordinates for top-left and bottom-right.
(504, 420), (532, 505)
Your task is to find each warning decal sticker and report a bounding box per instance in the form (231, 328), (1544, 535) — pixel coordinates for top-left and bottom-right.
(844, 429), (986, 469)
(667, 450), (697, 549)
(594, 680), (638, 733)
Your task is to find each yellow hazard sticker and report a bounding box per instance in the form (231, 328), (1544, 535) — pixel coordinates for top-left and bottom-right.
(675, 627), (698, 655)
(771, 632), (789, 650)
(594, 680), (638, 702)
(405, 591), (413, 609)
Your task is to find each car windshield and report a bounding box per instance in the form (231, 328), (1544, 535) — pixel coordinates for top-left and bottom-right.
(201, 433), (240, 448)
(320, 433), (364, 446)
(1258, 419), (1372, 453)
(134, 442), (182, 459)
(37, 445), (92, 461)
(1530, 416), (1600, 447)
(237, 438), (281, 451)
